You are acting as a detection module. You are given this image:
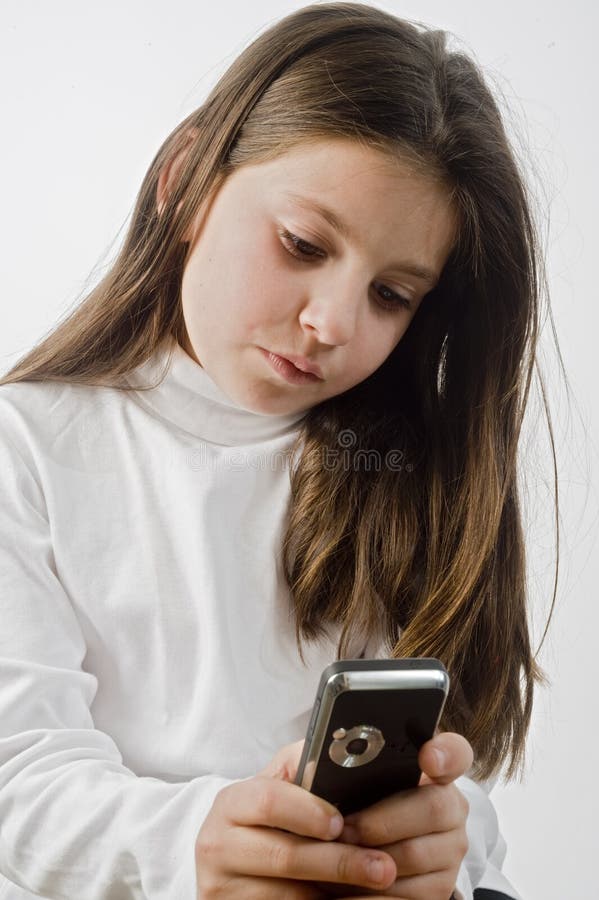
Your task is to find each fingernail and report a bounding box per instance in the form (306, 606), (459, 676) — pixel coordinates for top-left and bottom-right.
(368, 858), (386, 883)
(329, 814), (344, 838)
(433, 748), (447, 770)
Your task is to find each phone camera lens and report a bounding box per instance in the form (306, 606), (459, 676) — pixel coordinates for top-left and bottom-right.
(328, 725), (385, 768)
(346, 738), (368, 755)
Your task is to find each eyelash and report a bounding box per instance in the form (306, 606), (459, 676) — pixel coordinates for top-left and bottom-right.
(279, 229), (412, 312)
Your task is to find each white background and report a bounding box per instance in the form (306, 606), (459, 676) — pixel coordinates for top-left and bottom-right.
(1, 2), (596, 897)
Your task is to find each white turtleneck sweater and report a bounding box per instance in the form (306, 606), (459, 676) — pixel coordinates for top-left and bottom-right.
(0, 338), (519, 900)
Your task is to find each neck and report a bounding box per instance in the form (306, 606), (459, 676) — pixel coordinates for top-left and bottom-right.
(123, 337), (308, 446)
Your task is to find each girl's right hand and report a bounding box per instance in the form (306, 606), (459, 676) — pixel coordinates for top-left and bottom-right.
(194, 740), (397, 899)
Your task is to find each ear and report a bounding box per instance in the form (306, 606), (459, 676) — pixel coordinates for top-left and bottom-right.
(156, 127), (200, 218)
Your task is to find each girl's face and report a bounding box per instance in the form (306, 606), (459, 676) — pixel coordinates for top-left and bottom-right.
(178, 137), (456, 416)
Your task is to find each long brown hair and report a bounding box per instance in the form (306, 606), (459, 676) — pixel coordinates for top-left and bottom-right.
(1, 2), (557, 780)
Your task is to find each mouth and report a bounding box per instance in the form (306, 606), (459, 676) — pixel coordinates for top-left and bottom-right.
(259, 348), (324, 385)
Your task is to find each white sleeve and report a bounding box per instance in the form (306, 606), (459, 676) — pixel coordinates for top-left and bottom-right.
(452, 774), (521, 900)
(0, 426), (236, 899)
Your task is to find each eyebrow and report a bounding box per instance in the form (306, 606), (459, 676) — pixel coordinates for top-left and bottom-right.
(283, 191), (440, 287)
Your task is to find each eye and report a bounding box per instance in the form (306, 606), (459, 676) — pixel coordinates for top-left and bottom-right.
(278, 228), (413, 312)
(279, 228), (325, 260)
(373, 282), (412, 311)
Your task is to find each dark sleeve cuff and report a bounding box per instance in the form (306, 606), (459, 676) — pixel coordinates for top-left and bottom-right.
(473, 890), (518, 899)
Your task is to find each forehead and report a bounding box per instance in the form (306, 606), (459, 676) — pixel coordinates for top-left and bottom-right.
(248, 136), (455, 223)
(259, 136), (424, 186)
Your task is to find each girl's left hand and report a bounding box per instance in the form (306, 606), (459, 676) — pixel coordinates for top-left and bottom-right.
(315, 732), (473, 899)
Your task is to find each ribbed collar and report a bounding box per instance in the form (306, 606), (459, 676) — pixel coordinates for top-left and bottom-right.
(123, 338), (308, 446)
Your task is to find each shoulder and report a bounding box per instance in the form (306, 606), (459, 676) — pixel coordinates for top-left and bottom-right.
(0, 378), (126, 466)
(0, 378), (70, 420)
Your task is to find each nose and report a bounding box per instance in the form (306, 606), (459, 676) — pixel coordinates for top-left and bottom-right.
(298, 275), (362, 348)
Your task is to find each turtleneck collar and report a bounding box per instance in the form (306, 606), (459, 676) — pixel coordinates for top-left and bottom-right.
(122, 338), (309, 446)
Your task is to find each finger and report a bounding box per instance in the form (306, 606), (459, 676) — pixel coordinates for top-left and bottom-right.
(208, 874), (324, 899)
(370, 867), (457, 898)
(217, 776), (344, 841)
(220, 826), (397, 891)
(376, 829), (466, 878)
(417, 732), (474, 784)
(322, 868), (457, 899)
(340, 782), (467, 846)
(260, 740), (305, 782)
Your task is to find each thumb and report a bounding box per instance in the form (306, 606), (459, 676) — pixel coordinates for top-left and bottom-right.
(418, 732), (474, 786)
(260, 739), (305, 782)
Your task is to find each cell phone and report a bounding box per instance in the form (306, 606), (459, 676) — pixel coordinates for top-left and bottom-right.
(294, 658), (449, 816)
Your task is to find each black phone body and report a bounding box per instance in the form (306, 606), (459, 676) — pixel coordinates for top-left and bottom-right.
(294, 658), (449, 816)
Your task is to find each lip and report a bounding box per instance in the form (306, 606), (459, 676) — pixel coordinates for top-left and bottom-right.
(259, 348), (324, 385)
(279, 352), (324, 379)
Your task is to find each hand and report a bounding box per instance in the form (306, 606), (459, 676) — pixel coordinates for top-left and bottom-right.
(194, 740), (398, 899)
(315, 732), (473, 899)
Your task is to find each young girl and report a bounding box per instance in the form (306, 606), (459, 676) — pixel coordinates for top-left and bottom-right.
(0, 3), (552, 898)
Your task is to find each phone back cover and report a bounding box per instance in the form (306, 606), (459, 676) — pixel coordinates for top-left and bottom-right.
(309, 686), (444, 814)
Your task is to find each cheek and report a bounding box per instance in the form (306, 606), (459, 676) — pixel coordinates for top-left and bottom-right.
(234, 236), (298, 329)
(355, 325), (403, 376)
(181, 240), (250, 324)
